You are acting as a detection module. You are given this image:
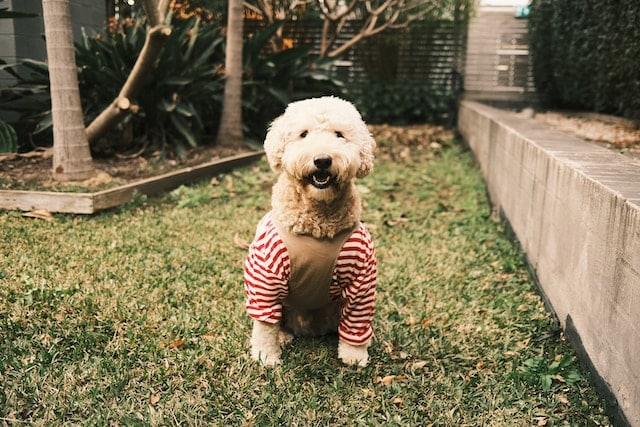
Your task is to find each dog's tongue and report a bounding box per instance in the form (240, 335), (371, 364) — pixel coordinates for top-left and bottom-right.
(310, 171), (332, 189)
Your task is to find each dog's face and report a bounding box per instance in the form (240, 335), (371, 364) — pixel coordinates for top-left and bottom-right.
(263, 97), (376, 201)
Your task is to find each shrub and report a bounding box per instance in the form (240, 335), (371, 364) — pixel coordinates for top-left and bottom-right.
(241, 22), (345, 142)
(529, 0), (640, 120)
(85, 13), (228, 156)
(1, 18), (345, 154)
(0, 120), (17, 153)
(0, 12), (227, 156)
(0, 59), (52, 151)
(348, 79), (458, 126)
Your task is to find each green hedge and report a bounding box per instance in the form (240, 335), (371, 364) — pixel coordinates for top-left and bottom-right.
(529, 0), (640, 120)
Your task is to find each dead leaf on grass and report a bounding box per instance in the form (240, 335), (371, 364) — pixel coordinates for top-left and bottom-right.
(22, 209), (55, 222)
(384, 216), (409, 227)
(406, 360), (428, 371)
(202, 332), (216, 341)
(150, 394), (161, 406)
(361, 388), (375, 397)
(168, 339), (185, 349)
(534, 415), (549, 426)
(421, 318), (434, 327)
(225, 175), (235, 193)
(234, 234), (250, 250)
(375, 375), (407, 386)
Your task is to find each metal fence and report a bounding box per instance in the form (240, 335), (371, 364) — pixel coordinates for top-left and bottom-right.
(245, 17), (468, 89)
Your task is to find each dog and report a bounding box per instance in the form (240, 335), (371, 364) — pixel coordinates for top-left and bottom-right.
(244, 96), (377, 367)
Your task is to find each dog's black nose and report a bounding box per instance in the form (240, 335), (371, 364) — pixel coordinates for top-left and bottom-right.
(313, 155), (332, 170)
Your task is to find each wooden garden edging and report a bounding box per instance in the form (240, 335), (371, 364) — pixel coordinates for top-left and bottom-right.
(0, 151), (264, 214)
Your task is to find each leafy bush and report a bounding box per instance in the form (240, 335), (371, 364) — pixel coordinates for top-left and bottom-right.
(529, 0), (640, 120)
(241, 22), (345, 142)
(0, 59), (51, 151)
(0, 12), (227, 156)
(77, 12), (227, 157)
(1, 17), (344, 154)
(348, 79), (457, 125)
(0, 120), (17, 153)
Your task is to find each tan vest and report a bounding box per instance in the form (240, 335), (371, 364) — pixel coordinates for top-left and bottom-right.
(273, 220), (358, 335)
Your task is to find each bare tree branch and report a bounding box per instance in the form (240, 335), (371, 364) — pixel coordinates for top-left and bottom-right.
(320, 0), (440, 57)
(247, 0), (443, 58)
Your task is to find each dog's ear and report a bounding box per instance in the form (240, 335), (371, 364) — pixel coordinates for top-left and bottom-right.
(357, 132), (376, 178)
(263, 115), (286, 171)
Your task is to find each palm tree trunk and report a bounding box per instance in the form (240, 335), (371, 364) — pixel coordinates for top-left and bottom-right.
(216, 0), (244, 148)
(42, 0), (95, 181)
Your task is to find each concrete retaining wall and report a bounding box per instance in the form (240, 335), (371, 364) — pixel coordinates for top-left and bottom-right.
(458, 100), (640, 426)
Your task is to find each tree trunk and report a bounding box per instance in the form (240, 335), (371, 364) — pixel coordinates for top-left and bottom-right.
(216, 0), (244, 149)
(42, 0), (95, 181)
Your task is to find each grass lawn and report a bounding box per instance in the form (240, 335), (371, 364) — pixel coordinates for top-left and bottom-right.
(0, 128), (612, 426)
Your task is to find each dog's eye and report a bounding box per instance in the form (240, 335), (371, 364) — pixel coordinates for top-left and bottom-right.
(300, 130), (308, 138)
(335, 131), (344, 138)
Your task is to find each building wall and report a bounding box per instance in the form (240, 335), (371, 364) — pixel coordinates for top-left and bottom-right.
(463, 5), (537, 106)
(0, 0), (105, 87)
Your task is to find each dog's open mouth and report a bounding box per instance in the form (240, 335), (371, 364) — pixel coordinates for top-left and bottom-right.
(307, 171), (335, 189)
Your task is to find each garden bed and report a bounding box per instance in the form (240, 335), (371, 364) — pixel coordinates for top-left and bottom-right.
(0, 149), (263, 214)
(0, 124), (462, 214)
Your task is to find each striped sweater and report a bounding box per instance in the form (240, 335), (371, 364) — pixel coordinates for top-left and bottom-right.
(244, 212), (377, 345)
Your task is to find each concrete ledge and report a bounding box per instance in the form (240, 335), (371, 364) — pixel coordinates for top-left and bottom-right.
(458, 100), (640, 427)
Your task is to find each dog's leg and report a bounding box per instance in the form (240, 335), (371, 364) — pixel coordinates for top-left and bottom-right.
(250, 320), (292, 366)
(338, 339), (370, 367)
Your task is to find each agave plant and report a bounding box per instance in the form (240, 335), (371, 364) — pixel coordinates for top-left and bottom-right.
(0, 120), (18, 153)
(1, 12), (226, 157)
(78, 12), (227, 156)
(0, 58), (52, 150)
(1, 16), (345, 155)
(241, 22), (345, 141)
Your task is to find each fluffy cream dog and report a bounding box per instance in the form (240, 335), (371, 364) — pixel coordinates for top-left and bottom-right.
(244, 96), (377, 367)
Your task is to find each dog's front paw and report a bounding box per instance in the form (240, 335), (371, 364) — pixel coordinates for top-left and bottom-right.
(250, 320), (286, 366)
(338, 340), (370, 367)
(252, 348), (281, 366)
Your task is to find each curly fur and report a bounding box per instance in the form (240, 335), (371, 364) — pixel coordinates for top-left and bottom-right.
(263, 96), (376, 238)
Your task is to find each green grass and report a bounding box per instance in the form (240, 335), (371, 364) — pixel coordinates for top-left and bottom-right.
(0, 135), (611, 426)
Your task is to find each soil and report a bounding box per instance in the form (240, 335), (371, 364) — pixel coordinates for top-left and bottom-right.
(0, 125), (457, 193)
(1, 112), (638, 193)
(0, 145), (249, 192)
(527, 110), (640, 164)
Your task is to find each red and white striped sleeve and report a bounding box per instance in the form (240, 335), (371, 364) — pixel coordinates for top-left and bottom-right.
(243, 214), (290, 324)
(334, 224), (377, 345)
